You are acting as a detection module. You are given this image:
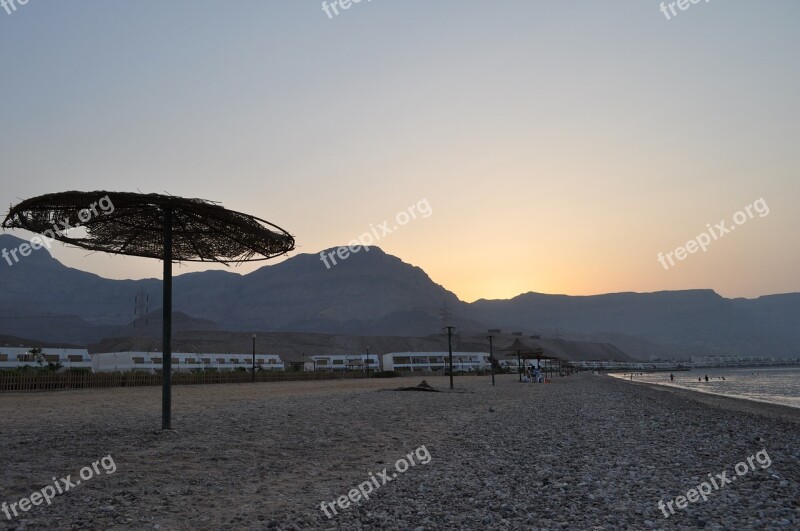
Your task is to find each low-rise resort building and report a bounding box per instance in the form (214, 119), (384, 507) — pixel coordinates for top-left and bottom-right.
(2, 346), (496, 374)
(0, 347), (92, 371)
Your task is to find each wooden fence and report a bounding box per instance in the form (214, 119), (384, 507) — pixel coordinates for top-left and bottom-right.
(0, 370), (372, 392)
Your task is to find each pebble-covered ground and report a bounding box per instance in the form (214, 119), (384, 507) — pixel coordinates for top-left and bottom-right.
(0, 373), (798, 530)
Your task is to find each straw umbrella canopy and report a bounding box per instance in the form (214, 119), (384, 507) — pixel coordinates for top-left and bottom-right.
(2, 191), (295, 429)
(523, 337), (570, 378)
(500, 337), (541, 382)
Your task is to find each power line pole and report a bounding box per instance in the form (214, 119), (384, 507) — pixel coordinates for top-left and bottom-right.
(134, 289), (149, 350)
(444, 326), (456, 390)
(487, 334), (495, 386)
(252, 334), (256, 383)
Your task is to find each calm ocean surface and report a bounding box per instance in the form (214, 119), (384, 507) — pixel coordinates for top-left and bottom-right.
(611, 366), (800, 409)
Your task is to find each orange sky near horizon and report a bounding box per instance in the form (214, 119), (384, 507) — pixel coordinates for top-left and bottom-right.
(1, 1), (798, 302)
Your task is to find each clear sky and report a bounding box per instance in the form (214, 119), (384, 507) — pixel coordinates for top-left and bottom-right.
(1, 1), (798, 302)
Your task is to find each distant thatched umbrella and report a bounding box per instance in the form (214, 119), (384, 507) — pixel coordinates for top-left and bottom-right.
(502, 337), (567, 381)
(3, 191), (295, 429)
(500, 338), (540, 382)
(523, 337), (566, 379)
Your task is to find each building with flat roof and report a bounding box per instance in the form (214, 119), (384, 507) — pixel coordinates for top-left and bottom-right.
(0, 347), (92, 371)
(382, 352), (490, 372)
(91, 351), (284, 373)
(307, 354), (381, 371)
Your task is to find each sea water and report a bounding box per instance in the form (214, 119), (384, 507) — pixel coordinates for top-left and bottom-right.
(612, 366), (800, 409)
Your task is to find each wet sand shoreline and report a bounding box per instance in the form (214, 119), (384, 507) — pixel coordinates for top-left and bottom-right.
(615, 376), (800, 424)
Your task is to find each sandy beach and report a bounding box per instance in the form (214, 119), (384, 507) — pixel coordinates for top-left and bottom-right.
(0, 373), (798, 530)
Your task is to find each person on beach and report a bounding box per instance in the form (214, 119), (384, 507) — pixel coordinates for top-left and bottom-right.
(670, 373), (674, 381)
(705, 375), (709, 382)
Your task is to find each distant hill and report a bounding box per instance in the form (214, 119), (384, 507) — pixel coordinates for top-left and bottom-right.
(0, 333), (83, 349)
(1, 233), (799, 359)
(0, 234), (468, 342)
(464, 290), (800, 358)
(131, 310), (219, 337)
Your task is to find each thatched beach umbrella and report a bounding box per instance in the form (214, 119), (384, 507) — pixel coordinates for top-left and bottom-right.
(2, 191), (295, 429)
(500, 337), (540, 382)
(524, 337), (568, 379)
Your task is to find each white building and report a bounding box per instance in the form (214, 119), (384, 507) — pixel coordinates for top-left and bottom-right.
(382, 352), (490, 372)
(0, 347), (92, 371)
(568, 360), (689, 371)
(690, 355), (785, 368)
(308, 354), (381, 371)
(91, 351), (285, 373)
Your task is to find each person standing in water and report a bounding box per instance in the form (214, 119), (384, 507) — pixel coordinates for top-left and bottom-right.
(704, 375), (709, 382)
(670, 373), (674, 382)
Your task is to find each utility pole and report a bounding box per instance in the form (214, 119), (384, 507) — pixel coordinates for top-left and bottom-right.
(444, 326), (456, 389)
(252, 334), (256, 383)
(487, 334), (495, 386)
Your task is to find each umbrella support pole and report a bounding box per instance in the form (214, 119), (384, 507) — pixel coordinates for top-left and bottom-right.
(162, 207), (173, 430)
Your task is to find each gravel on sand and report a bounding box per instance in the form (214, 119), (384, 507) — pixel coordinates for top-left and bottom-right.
(1, 373), (798, 530)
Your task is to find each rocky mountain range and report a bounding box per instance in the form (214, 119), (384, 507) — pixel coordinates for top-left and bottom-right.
(1, 234), (798, 359)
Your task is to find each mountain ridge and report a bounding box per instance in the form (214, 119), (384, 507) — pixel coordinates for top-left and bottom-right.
(1, 234), (798, 358)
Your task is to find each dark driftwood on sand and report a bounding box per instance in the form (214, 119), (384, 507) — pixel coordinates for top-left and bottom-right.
(393, 380), (440, 392)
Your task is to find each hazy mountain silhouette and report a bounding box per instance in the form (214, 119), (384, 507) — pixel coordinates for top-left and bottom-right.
(1, 234), (798, 358)
(464, 290), (800, 358)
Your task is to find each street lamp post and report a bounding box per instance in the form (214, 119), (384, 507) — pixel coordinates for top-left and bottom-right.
(487, 334), (495, 386)
(252, 334), (256, 383)
(366, 346), (370, 377)
(444, 326), (456, 389)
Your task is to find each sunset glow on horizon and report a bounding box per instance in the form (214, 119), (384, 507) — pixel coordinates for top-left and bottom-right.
(1, 1), (798, 303)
